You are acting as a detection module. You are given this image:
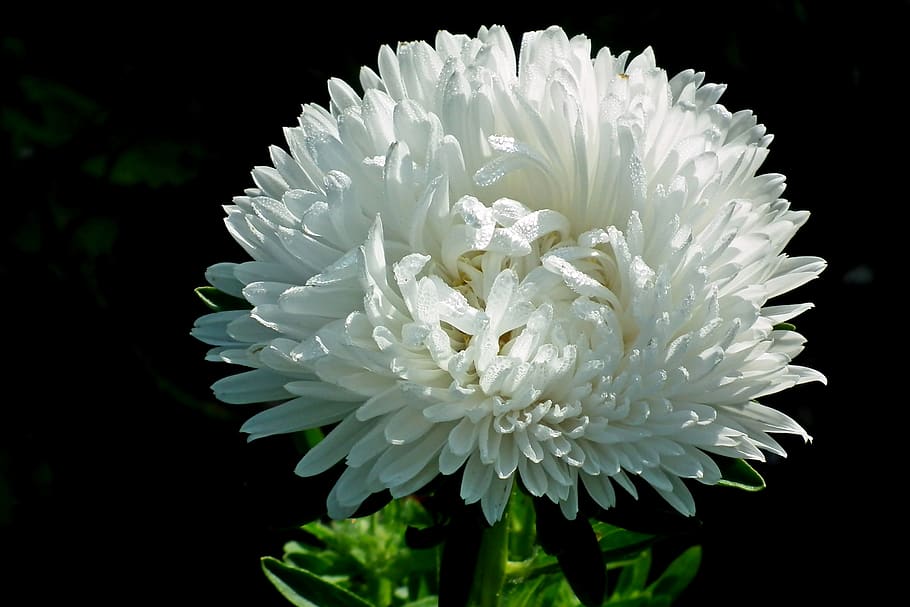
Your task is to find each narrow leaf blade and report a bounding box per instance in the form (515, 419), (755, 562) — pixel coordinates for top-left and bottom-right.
(592, 522), (658, 561)
(261, 557), (375, 607)
(648, 545), (702, 601)
(612, 550), (651, 598)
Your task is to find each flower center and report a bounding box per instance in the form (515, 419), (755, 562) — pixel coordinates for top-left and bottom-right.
(394, 195), (636, 450)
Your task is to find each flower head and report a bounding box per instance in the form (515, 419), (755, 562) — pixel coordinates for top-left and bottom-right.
(193, 25), (825, 524)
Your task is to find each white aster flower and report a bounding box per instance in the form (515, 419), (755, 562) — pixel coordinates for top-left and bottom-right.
(193, 25), (825, 525)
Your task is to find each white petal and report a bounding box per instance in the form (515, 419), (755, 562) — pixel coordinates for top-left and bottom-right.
(251, 167), (288, 200)
(205, 347), (258, 367)
(279, 284), (362, 318)
(439, 444), (471, 475)
(384, 407), (434, 445)
(212, 369), (291, 404)
(284, 380), (364, 402)
(326, 464), (372, 518)
(205, 263), (245, 297)
(519, 457), (548, 496)
(241, 397), (359, 440)
(234, 260), (303, 285)
(243, 281), (292, 306)
(654, 475), (696, 517)
(295, 415), (372, 477)
(378, 425), (450, 486)
(448, 417), (480, 456)
(764, 256), (826, 297)
(580, 472), (616, 510)
(494, 434), (520, 479)
(481, 475), (514, 524)
(192, 311), (246, 346)
(461, 452), (493, 504)
(724, 401), (811, 440)
(226, 314), (278, 343)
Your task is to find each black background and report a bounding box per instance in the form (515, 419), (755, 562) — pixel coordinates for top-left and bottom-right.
(2, 4), (895, 604)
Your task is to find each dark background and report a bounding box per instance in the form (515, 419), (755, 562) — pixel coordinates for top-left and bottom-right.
(2, 4), (895, 604)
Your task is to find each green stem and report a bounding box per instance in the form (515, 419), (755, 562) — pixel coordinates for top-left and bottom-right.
(470, 504), (511, 607)
(374, 577), (393, 607)
(508, 489), (536, 562)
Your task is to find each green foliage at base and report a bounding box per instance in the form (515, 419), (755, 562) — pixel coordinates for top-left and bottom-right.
(263, 498), (439, 607)
(262, 490), (701, 607)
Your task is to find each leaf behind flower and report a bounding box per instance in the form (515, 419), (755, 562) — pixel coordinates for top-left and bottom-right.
(716, 459), (766, 491)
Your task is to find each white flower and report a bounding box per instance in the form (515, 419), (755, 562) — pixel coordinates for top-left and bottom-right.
(193, 25), (825, 525)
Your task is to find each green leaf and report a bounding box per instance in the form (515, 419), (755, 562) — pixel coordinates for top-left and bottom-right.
(301, 520), (340, 545)
(302, 428), (325, 449)
(773, 322), (796, 331)
(716, 458), (766, 491)
(505, 572), (577, 607)
(73, 216), (118, 257)
(648, 546), (701, 601)
(612, 551), (651, 598)
(284, 552), (336, 576)
(605, 597), (667, 607)
(502, 575), (547, 606)
(522, 519), (656, 584)
(194, 286), (251, 312)
(3, 76), (103, 149)
(261, 557), (375, 607)
(400, 597), (440, 607)
(108, 141), (201, 187)
(592, 523), (658, 561)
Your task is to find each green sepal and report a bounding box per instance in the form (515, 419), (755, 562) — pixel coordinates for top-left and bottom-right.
(647, 545), (702, 601)
(194, 286), (251, 312)
(261, 557), (375, 607)
(773, 322), (796, 331)
(716, 458), (766, 491)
